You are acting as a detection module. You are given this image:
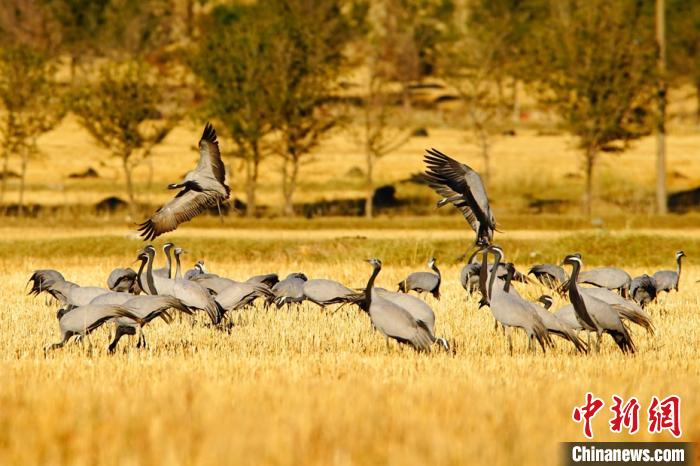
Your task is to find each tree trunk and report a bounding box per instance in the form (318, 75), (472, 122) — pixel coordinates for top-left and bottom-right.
(122, 154), (136, 220)
(245, 143), (259, 217)
(402, 81), (412, 112)
(18, 148), (28, 217)
(656, 0), (668, 214)
(282, 156), (299, 217)
(696, 80), (700, 125)
(365, 148), (374, 219)
(511, 77), (520, 126)
(584, 147), (595, 218)
(478, 129), (491, 187)
(0, 149), (9, 208)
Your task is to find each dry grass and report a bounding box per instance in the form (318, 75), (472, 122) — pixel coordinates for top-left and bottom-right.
(1, 228), (699, 466)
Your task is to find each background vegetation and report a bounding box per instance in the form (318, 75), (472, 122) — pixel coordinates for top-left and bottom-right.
(0, 0), (698, 224)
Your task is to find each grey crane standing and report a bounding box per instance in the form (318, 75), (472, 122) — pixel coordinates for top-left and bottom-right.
(397, 257), (441, 299)
(362, 259), (434, 352)
(138, 123), (230, 240)
(481, 246), (553, 354)
(561, 254), (636, 354)
(653, 250), (686, 293)
(630, 274), (657, 308)
(422, 148), (496, 246)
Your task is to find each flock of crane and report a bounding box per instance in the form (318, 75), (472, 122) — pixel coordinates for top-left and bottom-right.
(30, 124), (687, 355)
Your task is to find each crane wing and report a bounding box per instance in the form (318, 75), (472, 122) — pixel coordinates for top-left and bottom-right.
(423, 148), (492, 225)
(423, 180), (480, 232)
(138, 189), (219, 240)
(195, 122), (227, 186)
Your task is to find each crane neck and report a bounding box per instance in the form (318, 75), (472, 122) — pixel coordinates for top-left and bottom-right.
(487, 251), (502, 301)
(676, 255), (683, 289)
(164, 246), (173, 279)
(364, 264), (381, 310)
(145, 252), (157, 295)
(567, 260), (596, 330)
(136, 259), (147, 294)
(174, 254), (182, 280)
(503, 266), (514, 293)
(431, 263), (441, 283)
(478, 250), (489, 301)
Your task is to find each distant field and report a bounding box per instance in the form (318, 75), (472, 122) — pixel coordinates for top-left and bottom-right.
(2, 115), (700, 218)
(0, 226), (698, 465)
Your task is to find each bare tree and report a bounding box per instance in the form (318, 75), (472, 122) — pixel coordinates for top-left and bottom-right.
(71, 61), (177, 218)
(439, 2), (513, 186)
(357, 64), (410, 219)
(0, 46), (62, 214)
(656, 0), (668, 214)
(667, 0), (700, 123)
(269, 0), (359, 216)
(532, 0), (656, 216)
(190, 3), (279, 217)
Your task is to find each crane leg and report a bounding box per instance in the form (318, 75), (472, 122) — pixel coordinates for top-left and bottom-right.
(44, 331), (73, 355)
(108, 326), (128, 353)
(216, 200), (224, 224)
(506, 327), (513, 356)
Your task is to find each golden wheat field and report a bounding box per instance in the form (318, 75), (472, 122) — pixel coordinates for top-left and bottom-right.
(1, 225), (699, 466)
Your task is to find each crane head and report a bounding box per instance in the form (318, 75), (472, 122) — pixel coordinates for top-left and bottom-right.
(561, 254), (583, 268)
(366, 258), (382, 269)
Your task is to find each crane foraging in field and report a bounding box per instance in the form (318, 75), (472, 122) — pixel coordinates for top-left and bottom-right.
(138, 123), (230, 240)
(422, 148), (496, 246)
(575, 267), (632, 296)
(653, 250), (686, 294)
(108, 295), (193, 352)
(302, 278), (363, 308)
(630, 274), (657, 308)
(107, 267), (141, 294)
(44, 304), (144, 354)
(272, 273), (308, 307)
(528, 263), (569, 290)
(398, 257), (441, 299)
